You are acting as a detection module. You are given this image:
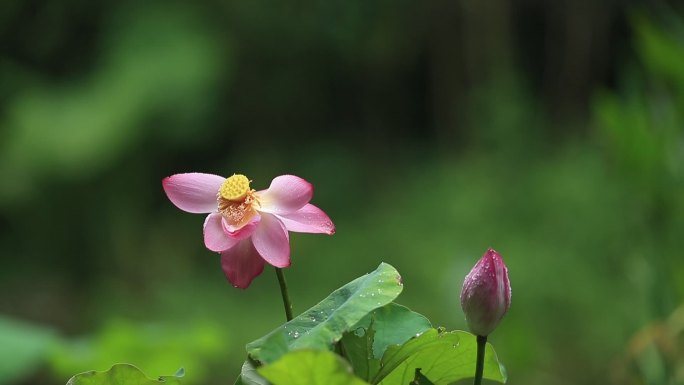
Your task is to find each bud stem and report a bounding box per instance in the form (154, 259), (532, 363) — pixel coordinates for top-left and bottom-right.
(275, 267), (294, 321)
(473, 335), (487, 385)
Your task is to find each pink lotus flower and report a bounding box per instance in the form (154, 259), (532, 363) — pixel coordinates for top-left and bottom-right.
(162, 173), (335, 288)
(460, 248), (511, 336)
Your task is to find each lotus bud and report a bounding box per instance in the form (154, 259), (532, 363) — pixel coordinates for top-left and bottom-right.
(460, 248), (511, 336)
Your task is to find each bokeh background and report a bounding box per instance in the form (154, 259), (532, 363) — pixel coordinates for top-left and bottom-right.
(2, 0), (684, 384)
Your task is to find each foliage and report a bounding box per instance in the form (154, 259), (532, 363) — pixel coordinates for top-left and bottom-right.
(58, 263), (506, 384)
(341, 303), (432, 379)
(234, 263), (506, 385)
(66, 364), (183, 385)
(246, 263), (404, 364)
(594, 14), (684, 194)
(409, 369), (434, 385)
(257, 350), (368, 385)
(234, 361), (268, 385)
(50, 319), (230, 385)
(374, 329), (505, 385)
(592, 12), (684, 385)
(2, 0), (684, 383)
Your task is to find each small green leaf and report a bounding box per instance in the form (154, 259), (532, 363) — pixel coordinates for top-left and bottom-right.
(247, 263), (403, 364)
(257, 350), (370, 385)
(373, 329), (506, 385)
(234, 360), (269, 385)
(66, 363), (183, 385)
(254, 331), (289, 365)
(341, 318), (379, 381)
(342, 303), (431, 381)
(360, 303), (432, 359)
(410, 368), (435, 385)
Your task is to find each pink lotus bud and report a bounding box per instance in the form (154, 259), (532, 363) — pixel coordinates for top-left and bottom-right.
(460, 248), (511, 336)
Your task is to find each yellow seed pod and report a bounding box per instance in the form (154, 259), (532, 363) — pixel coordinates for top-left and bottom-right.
(219, 174), (251, 201)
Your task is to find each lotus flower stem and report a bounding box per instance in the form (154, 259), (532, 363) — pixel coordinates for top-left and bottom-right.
(275, 267), (294, 321)
(473, 335), (487, 385)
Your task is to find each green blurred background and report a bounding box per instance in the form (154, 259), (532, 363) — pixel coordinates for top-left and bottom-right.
(1, 0), (684, 384)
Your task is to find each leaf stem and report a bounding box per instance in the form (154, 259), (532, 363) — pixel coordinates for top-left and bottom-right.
(473, 335), (487, 385)
(275, 267), (294, 321)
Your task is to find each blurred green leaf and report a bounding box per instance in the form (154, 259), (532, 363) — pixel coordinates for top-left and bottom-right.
(257, 350), (369, 385)
(50, 319), (228, 385)
(634, 15), (684, 89)
(66, 363), (182, 385)
(593, 90), (663, 183)
(0, 316), (60, 384)
(341, 303), (431, 381)
(373, 329), (506, 385)
(593, 15), (684, 194)
(0, 2), (225, 204)
(246, 263), (403, 364)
